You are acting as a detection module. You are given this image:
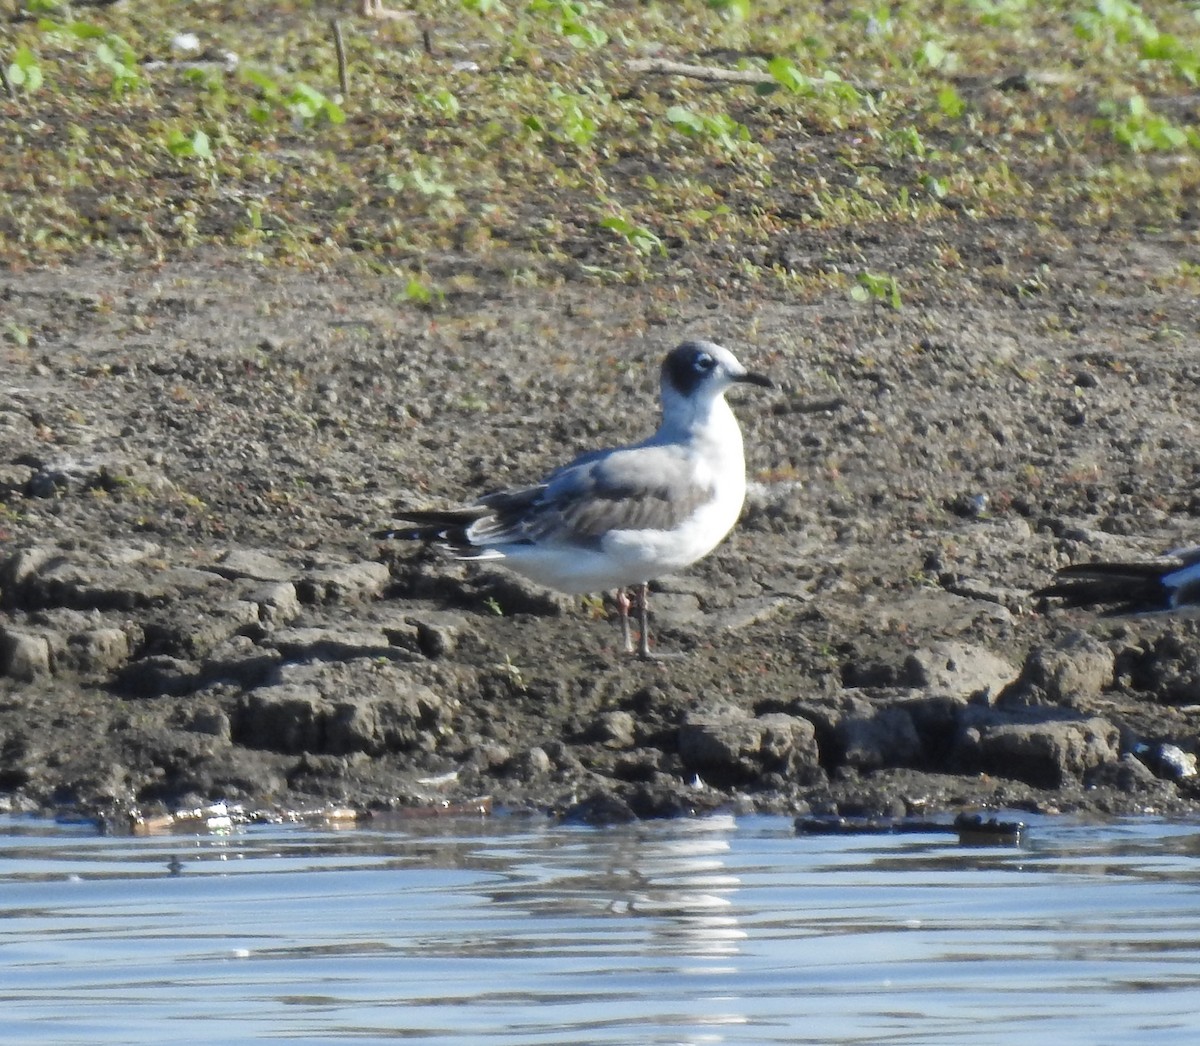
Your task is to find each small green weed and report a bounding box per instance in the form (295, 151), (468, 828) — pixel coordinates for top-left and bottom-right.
(5, 47), (44, 94)
(664, 105), (751, 151)
(851, 271), (903, 310)
(599, 214), (666, 257)
(165, 128), (214, 163)
(1099, 94), (1199, 152)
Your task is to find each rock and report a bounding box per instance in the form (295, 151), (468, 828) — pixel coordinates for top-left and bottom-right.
(709, 596), (793, 633)
(269, 627), (414, 663)
(68, 627), (131, 674)
(300, 560), (391, 604)
(0, 463), (34, 499)
(0, 628), (51, 680)
(1135, 742), (1198, 782)
(243, 581), (300, 627)
(204, 549), (293, 582)
(835, 706), (923, 770)
(1085, 753), (1174, 796)
(590, 710), (636, 748)
(238, 683), (324, 754)
(562, 791), (638, 825)
(143, 602), (259, 660)
(646, 591), (703, 626)
(471, 570), (572, 616)
(509, 746), (552, 778)
(405, 611), (467, 658)
(0, 545), (53, 591)
(904, 641), (1019, 701)
(28, 468), (66, 498)
(114, 655), (201, 697)
(236, 661), (450, 755)
(183, 706), (233, 742)
(1001, 631), (1114, 706)
(678, 705), (820, 785)
(952, 707), (1120, 788)
(25, 557), (222, 612)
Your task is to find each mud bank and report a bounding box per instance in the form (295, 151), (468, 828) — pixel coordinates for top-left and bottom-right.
(3, 257), (1200, 825)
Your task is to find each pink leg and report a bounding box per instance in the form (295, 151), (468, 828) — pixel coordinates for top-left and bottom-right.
(616, 588), (634, 654)
(635, 582), (653, 659)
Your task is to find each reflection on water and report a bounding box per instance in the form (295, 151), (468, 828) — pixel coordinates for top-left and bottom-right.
(3, 812), (1200, 1044)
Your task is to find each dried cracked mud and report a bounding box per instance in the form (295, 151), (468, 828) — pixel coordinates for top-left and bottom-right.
(4, 238), (1200, 827)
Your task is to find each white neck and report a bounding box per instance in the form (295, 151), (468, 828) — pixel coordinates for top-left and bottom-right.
(653, 388), (745, 468)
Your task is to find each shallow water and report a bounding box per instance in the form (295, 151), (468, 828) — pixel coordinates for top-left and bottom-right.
(4, 811), (1200, 1045)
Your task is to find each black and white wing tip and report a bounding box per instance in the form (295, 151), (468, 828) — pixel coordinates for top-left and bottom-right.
(1035, 546), (1200, 613)
(372, 506), (486, 549)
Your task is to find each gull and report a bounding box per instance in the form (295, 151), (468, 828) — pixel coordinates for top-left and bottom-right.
(376, 340), (773, 658)
(1036, 546), (1200, 612)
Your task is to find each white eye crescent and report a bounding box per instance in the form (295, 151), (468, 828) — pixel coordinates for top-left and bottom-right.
(693, 353), (716, 373)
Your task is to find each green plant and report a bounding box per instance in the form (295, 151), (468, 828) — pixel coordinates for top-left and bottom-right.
(93, 34), (141, 94)
(1073, 0), (1200, 82)
(599, 214), (665, 257)
(967, 0), (1031, 29)
(707, 0), (750, 21)
(851, 271), (903, 309)
(917, 38), (955, 71)
(529, 0), (608, 48)
(492, 653), (526, 692)
(242, 69), (345, 127)
(1099, 93), (1199, 152)
(526, 86), (605, 147)
(388, 161), (457, 201)
(399, 274), (445, 307)
(664, 105), (751, 151)
(937, 85), (966, 118)
(5, 47), (44, 94)
(3, 321), (31, 347)
(165, 128), (214, 163)
(420, 88), (461, 119)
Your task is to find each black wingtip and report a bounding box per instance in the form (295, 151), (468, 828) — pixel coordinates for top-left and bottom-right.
(1035, 562), (1174, 612)
(372, 526), (430, 542)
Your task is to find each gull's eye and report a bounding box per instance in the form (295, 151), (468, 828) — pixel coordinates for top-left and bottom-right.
(693, 352), (716, 374)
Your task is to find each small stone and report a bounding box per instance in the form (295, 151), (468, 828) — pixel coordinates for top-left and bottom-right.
(269, 627), (411, 663)
(836, 706), (922, 770)
(205, 549), (293, 582)
(245, 581), (300, 626)
(520, 746), (552, 775)
(953, 708), (1119, 787)
(407, 612), (466, 658)
(593, 710), (636, 748)
(1, 545), (52, 588)
(0, 628), (51, 680)
(302, 560), (391, 604)
(182, 706), (233, 742)
(1015, 631), (1114, 704)
(678, 706), (820, 785)
(904, 641), (1019, 702)
(70, 627), (130, 674)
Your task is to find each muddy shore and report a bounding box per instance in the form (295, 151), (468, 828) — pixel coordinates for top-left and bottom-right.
(3, 247), (1200, 826)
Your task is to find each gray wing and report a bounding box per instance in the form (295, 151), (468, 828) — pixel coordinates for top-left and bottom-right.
(468, 444), (714, 549)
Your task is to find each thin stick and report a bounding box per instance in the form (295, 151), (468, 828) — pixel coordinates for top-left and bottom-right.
(626, 57), (773, 86)
(0, 63), (15, 101)
(330, 18), (348, 98)
(627, 56), (879, 95)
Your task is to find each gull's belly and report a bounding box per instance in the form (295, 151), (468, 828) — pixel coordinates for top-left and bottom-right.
(601, 483), (744, 579)
(486, 481), (746, 594)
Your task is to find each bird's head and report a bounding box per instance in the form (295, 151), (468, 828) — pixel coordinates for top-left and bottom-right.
(661, 340), (773, 405)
